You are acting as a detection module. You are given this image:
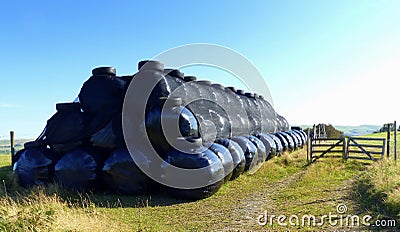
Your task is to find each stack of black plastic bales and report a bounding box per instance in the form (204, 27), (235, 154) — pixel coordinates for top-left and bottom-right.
(13, 60), (307, 200)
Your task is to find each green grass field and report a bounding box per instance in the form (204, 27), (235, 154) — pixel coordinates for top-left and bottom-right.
(0, 132), (399, 231)
(0, 139), (28, 155)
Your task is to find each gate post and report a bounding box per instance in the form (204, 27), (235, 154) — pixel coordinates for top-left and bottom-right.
(342, 137), (347, 160)
(306, 128), (310, 162)
(387, 124), (391, 158)
(310, 134), (313, 162)
(10, 131), (15, 167)
(394, 121), (397, 163)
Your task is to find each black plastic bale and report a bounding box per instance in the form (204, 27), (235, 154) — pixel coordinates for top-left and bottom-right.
(256, 133), (277, 159)
(248, 135), (267, 164)
(268, 134), (283, 155)
(208, 143), (234, 183)
(281, 131), (296, 151)
(13, 148), (53, 188)
(45, 102), (87, 146)
(231, 136), (258, 172)
(274, 132), (289, 152)
(162, 138), (225, 200)
(216, 139), (246, 180)
(55, 148), (103, 191)
(102, 148), (156, 195)
(22, 60), (292, 199)
(145, 97), (199, 159)
(91, 121), (117, 149)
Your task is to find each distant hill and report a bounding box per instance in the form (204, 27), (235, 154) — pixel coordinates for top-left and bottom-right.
(0, 139), (29, 154)
(334, 125), (381, 136)
(294, 125), (380, 136)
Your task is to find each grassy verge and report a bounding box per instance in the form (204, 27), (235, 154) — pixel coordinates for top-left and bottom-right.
(1, 131), (399, 231)
(351, 132), (400, 230)
(0, 150), (308, 231)
(355, 157), (400, 227)
(265, 158), (367, 231)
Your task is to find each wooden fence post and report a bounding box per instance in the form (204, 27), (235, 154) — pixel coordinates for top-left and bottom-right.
(307, 128), (310, 162)
(10, 131), (15, 167)
(310, 136), (313, 162)
(387, 124), (391, 158)
(342, 137), (347, 160)
(395, 121), (397, 162)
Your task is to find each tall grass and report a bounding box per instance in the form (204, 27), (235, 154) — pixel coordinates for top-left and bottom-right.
(0, 183), (123, 232)
(356, 157), (400, 219)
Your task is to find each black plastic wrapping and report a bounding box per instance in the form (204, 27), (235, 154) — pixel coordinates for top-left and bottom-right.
(248, 135), (267, 165)
(78, 71), (125, 115)
(301, 130), (308, 142)
(21, 60), (293, 199)
(162, 140), (224, 200)
(91, 122), (117, 149)
(45, 103), (88, 145)
(111, 113), (125, 148)
(276, 114), (289, 132)
(167, 80), (281, 141)
(274, 133), (289, 152)
(240, 92), (262, 135)
(145, 97), (199, 158)
(13, 148), (53, 188)
(292, 130), (307, 146)
(102, 148), (155, 195)
(285, 132), (299, 150)
(50, 142), (83, 155)
(290, 130), (304, 146)
(298, 130), (306, 144)
(216, 139), (246, 180)
(142, 70), (175, 112)
(231, 136), (258, 172)
(267, 134), (283, 156)
(208, 143), (234, 183)
(294, 131), (304, 147)
(77, 69), (127, 149)
(169, 82), (283, 140)
(256, 134), (276, 159)
(255, 96), (279, 134)
(55, 149), (102, 191)
(170, 81), (233, 142)
(287, 130), (302, 148)
(221, 87), (251, 137)
(282, 132), (297, 150)
(276, 132), (295, 151)
(37, 61), (289, 154)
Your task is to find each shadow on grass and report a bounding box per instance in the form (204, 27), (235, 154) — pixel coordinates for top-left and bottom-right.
(86, 190), (193, 208)
(352, 177), (399, 230)
(0, 162), (195, 209)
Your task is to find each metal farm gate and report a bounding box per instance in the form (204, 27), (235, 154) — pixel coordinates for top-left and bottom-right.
(346, 137), (386, 161)
(309, 138), (346, 162)
(309, 137), (386, 162)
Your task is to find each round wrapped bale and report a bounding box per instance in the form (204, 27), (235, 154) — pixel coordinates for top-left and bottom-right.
(216, 139), (246, 180)
(231, 136), (258, 172)
(13, 148), (53, 188)
(162, 137), (224, 200)
(208, 143), (234, 183)
(103, 148), (155, 195)
(55, 149), (102, 191)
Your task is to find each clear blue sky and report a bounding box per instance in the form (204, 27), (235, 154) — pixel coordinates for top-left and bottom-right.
(1, 0), (399, 138)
